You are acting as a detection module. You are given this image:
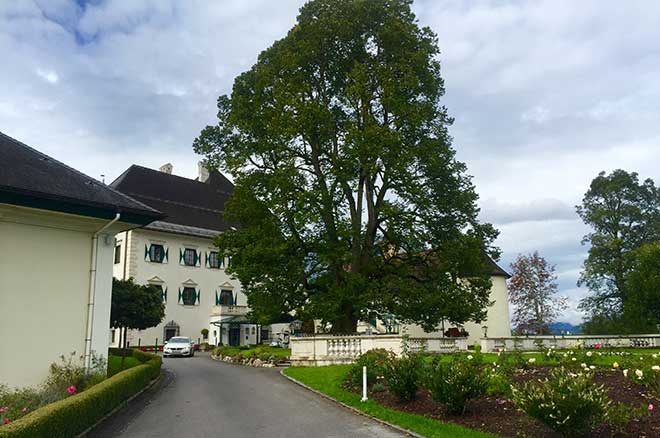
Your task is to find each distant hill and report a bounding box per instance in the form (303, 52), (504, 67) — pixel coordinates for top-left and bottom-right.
(549, 322), (583, 335)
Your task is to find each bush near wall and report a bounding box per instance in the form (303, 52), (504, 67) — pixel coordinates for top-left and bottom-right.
(0, 352), (161, 438)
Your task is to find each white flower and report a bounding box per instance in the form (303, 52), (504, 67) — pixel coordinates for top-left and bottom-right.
(652, 354), (657, 359)
(467, 355), (473, 360)
(580, 363), (587, 369)
(589, 365), (596, 370)
(652, 365), (660, 372)
(635, 369), (643, 379)
(586, 351), (593, 357)
(613, 362), (619, 369)
(528, 358), (536, 364)
(623, 369), (629, 377)
(571, 357), (576, 361)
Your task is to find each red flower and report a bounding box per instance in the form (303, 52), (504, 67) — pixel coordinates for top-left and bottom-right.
(67, 385), (77, 395)
(3, 419), (10, 425)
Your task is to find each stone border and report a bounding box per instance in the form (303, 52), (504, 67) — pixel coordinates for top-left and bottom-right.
(280, 369), (423, 438)
(209, 353), (282, 368)
(77, 372), (163, 437)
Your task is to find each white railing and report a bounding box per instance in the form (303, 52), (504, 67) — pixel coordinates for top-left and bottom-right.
(210, 305), (248, 316)
(290, 334), (468, 366)
(480, 334), (660, 352)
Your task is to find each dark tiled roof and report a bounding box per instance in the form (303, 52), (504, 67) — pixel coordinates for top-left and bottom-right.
(0, 132), (164, 225)
(486, 257), (511, 278)
(110, 164), (234, 233)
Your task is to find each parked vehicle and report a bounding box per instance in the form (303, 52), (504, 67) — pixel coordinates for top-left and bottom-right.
(163, 337), (195, 357)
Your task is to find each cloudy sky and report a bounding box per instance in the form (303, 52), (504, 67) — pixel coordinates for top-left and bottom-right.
(2, 0), (659, 324)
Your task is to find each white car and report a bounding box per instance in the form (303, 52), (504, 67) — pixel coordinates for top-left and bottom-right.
(163, 337), (195, 357)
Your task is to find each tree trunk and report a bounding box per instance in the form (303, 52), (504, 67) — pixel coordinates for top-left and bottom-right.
(120, 326), (127, 371)
(331, 305), (358, 334)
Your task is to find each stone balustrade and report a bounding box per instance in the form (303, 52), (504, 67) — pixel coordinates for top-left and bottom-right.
(290, 334), (468, 366)
(480, 334), (660, 352)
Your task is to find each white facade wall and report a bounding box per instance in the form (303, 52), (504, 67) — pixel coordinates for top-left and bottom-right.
(0, 205), (121, 388)
(397, 276), (511, 345)
(113, 228), (248, 347)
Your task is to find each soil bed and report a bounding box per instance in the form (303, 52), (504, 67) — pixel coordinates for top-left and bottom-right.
(358, 367), (659, 438)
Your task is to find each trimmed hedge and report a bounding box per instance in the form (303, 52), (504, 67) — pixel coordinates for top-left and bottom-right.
(0, 353), (161, 438)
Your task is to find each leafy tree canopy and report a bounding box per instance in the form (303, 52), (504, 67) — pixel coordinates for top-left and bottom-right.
(194, 0), (499, 332)
(111, 278), (165, 332)
(623, 243), (660, 332)
(577, 169), (660, 320)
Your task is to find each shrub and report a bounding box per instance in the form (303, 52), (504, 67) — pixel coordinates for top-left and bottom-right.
(427, 354), (487, 414)
(384, 353), (423, 402)
(607, 403), (650, 436)
(485, 369), (512, 398)
(371, 383), (385, 393)
(0, 352), (161, 438)
(512, 367), (610, 437)
(347, 349), (394, 388)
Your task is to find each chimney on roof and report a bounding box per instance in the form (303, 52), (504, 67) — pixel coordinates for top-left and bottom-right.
(159, 163), (173, 174)
(198, 161), (210, 183)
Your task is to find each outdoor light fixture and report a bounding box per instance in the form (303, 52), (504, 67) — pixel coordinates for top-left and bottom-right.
(481, 325), (488, 338)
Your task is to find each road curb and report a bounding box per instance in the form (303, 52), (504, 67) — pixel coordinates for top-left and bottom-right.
(77, 371), (164, 437)
(279, 368), (424, 438)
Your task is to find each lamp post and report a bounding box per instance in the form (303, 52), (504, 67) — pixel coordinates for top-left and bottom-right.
(481, 325), (488, 338)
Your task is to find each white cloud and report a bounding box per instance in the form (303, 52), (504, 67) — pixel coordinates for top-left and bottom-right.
(36, 68), (59, 83)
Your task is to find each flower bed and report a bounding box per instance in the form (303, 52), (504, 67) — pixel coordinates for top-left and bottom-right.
(293, 348), (660, 438)
(0, 351), (161, 438)
(211, 345), (290, 367)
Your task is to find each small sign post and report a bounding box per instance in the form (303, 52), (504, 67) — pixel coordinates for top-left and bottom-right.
(361, 366), (368, 402)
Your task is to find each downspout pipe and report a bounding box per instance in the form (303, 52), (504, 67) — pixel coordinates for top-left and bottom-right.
(84, 213), (121, 370)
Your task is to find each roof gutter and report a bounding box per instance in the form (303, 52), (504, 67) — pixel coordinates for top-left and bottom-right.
(84, 212), (121, 370)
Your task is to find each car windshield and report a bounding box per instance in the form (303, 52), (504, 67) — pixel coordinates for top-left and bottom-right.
(168, 337), (190, 344)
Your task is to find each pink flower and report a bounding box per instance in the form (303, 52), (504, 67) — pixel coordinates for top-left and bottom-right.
(0, 407), (6, 413)
(21, 407), (28, 414)
(67, 385), (77, 395)
(3, 419), (10, 425)
(650, 404), (654, 411)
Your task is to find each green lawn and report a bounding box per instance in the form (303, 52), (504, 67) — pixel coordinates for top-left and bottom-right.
(284, 365), (498, 438)
(213, 345), (291, 359)
(107, 355), (141, 376)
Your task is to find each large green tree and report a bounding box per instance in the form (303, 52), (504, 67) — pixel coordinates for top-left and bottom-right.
(577, 169), (660, 322)
(194, 0), (499, 332)
(623, 243), (660, 331)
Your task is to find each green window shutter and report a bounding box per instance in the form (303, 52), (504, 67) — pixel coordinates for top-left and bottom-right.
(220, 255), (225, 268)
(179, 248), (184, 265)
(178, 288), (183, 304)
(164, 248), (169, 263)
(162, 287), (168, 303)
(196, 289), (200, 305)
(196, 250), (201, 267)
(205, 252), (209, 268)
(215, 291), (219, 306)
(233, 292), (237, 306)
(144, 244), (149, 261)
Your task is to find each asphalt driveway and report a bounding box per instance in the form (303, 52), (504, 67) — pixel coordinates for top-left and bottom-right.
(88, 353), (407, 438)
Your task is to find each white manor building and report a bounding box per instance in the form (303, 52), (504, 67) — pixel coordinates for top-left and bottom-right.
(110, 162), (263, 348)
